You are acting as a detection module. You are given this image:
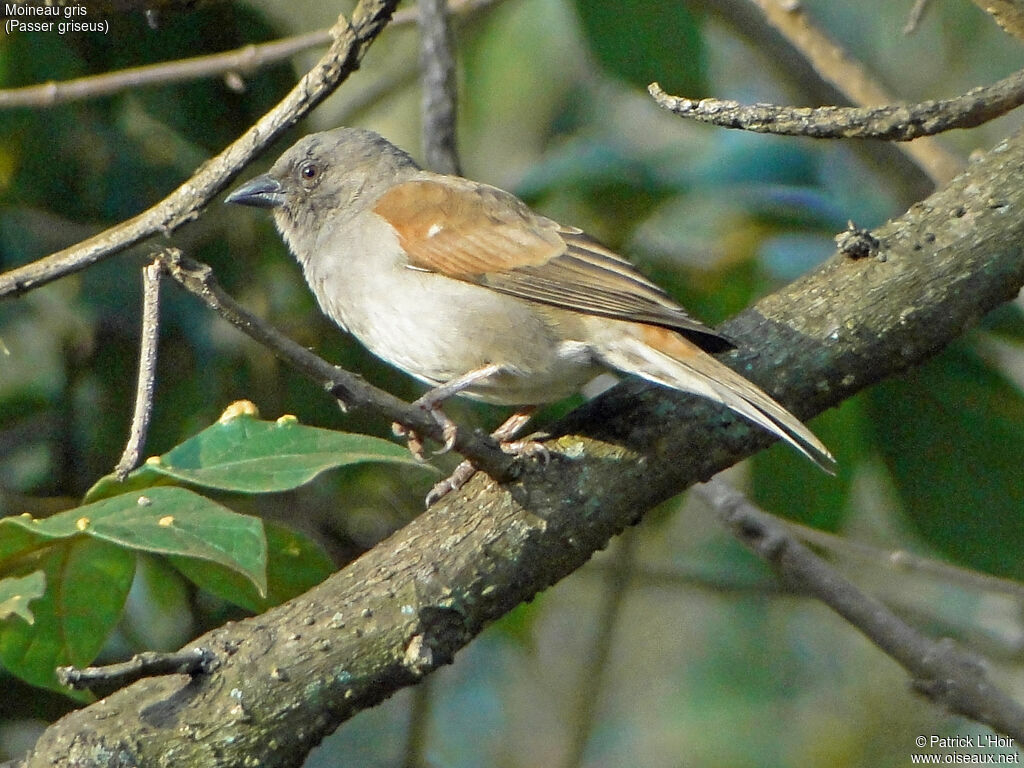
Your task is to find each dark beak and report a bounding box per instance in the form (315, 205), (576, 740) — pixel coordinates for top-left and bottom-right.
(225, 174), (286, 209)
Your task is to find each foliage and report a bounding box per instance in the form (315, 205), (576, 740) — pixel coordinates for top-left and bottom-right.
(0, 410), (428, 692)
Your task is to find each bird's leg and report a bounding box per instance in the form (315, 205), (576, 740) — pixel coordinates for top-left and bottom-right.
(425, 406), (541, 507)
(392, 363), (509, 458)
(493, 408), (549, 460)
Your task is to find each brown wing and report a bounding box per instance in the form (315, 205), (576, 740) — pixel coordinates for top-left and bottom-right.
(372, 177), (733, 352)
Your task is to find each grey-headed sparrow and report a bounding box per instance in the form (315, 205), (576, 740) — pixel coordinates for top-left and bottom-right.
(227, 128), (833, 500)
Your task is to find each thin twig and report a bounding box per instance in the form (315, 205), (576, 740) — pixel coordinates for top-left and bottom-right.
(0, 29), (329, 109)
(742, 0), (962, 183)
(685, 0), (932, 202)
(561, 533), (635, 768)
(402, 680), (434, 768)
(113, 260), (162, 480)
(0, 0), (400, 300)
(903, 0), (932, 34)
(649, 67), (1024, 141)
(6, 0), (227, 13)
(154, 249), (515, 483)
(694, 477), (1024, 741)
(418, 0), (461, 175)
(57, 647), (218, 693)
(0, 0), (497, 110)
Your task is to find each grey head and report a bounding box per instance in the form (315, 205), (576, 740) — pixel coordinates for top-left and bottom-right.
(226, 127), (421, 258)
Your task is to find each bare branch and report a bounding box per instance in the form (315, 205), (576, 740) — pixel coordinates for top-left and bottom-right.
(903, 0), (932, 34)
(0, 0), (401, 300)
(57, 648), (217, 694)
(742, 0), (962, 182)
(0, 0), (496, 110)
(4, 0), (227, 12)
(649, 67), (1024, 140)
(0, 30), (326, 109)
(113, 260), (162, 480)
(418, 0), (462, 174)
(695, 478), (1024, 740)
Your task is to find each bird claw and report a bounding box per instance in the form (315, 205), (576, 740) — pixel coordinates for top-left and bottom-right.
(435, 418), (458, 455)
(500, 438), (550, 465)
(392, 422), (427, 461)
(425, 435), (552, 507)
(393, 399), (459, 458)
(412, 394), (459, 455)
(425, 460), (476, 506)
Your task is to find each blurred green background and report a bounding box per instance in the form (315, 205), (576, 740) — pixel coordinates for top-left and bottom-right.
(2, 0), (1024, 765)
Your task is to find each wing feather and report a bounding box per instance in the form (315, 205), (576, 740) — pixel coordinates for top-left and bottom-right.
(372, 177), (733, 352)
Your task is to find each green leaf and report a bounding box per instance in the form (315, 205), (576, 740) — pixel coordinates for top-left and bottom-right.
(85, 413), (431, 501)
(170, 521), (333, 613)
(0, 519), (51, 566)
(573, 0), (706, 96)
(867, 342), (1024, 579)
(83, 470), (175, 505)
(0, 538), (134, 693)
(0, 571), (45, 624)
(1, 486), (267, 596)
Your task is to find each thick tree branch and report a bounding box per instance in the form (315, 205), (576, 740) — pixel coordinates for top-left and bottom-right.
(968, 0), (1024, 41)
(18, 117), (1024, 767)
(0, 0), (401, 300)
(649, 66), (1024, 140)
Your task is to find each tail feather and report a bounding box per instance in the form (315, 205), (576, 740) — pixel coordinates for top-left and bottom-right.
(596, 325), (835, 472)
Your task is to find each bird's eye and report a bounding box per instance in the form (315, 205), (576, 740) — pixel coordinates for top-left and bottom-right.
(299, 162), (318, 180)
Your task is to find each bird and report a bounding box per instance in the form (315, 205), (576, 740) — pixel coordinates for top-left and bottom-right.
(226, 127), (833, 500)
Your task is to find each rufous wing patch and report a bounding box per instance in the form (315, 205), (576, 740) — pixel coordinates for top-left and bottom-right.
(372, 178), (733, 352)
(372, 179), (564, 278)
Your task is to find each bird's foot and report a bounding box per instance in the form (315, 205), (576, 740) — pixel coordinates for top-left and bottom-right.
(425, 428), (548, 507)
(392, 394), (460, 459)
(425, 459), (476, 506)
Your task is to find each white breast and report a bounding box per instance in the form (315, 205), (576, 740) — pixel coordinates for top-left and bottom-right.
(296, 213), (601, 405)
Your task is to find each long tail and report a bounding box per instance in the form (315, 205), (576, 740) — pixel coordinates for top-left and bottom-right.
(595, 323), (835, 472)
